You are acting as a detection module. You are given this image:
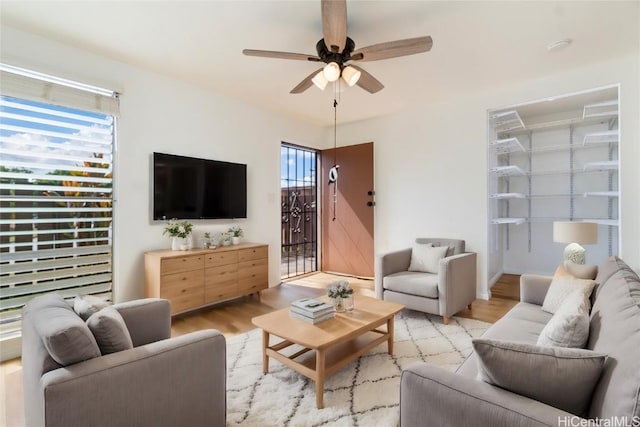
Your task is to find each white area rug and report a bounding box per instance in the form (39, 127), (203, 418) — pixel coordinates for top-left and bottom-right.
(226, 310), (490, 427)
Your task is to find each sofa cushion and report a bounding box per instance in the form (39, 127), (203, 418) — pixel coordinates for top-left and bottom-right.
(473, 338), (606, 416)
(542, 273), (595, 314)
(537, 290), (590, 348)
(456, 302), (551, 379)
(594, 256), (623, 288)
(383, 271), (439, 298)
(408, 244), (447, 274)
(26, 294), (101, 366)
(86, 306), (134, 355)
(74, 294), (110, 321)
(587, 261), (640, 420)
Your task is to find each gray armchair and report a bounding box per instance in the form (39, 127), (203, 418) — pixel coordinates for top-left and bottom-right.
(375, 238), (477, 324)
(22, 294), (226, 427)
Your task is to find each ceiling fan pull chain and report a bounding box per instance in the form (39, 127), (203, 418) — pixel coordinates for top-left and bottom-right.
(331, 96), (339, 221)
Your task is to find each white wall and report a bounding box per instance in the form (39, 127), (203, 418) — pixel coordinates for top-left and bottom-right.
(2, 26), (638, 305)
(1, 26), (325, 302)
(335, 54), (639, 299)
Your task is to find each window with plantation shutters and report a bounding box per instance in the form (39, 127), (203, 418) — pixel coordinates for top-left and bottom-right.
(0, 64), (118, 338)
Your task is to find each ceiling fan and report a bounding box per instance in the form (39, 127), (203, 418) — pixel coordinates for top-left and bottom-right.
(242, 0), (433, 94)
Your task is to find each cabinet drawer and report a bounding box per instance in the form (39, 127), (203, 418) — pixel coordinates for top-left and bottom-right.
(205, 283), (237, 304)
(238, 246), (268, 262)
(160, 269), (204, 299)
(205, 264), (238, 287)
(238, 274), (268, 293)
(238, 257), (267, 293)
(205, 251), (238, 268)
(238, 258), (267, 278)
(161, 255), (204, 275)
(169, 292), (205, 315)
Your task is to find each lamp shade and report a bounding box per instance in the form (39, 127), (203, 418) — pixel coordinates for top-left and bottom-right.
(323, 62), (341, 82)
(341, 66), (361, 87)
(311, 70), (328, 90)
(553, 222), (598, 245)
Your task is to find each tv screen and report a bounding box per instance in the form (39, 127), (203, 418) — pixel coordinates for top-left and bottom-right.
(153, 152), (247, 220)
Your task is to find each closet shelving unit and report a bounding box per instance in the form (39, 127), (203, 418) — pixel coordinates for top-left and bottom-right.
(489, 111), (529, 231)
(489, 99), (619, 255)
(583, 100), (618, 119)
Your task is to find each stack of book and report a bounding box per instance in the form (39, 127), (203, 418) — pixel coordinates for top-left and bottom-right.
(290, 298), (335, 324)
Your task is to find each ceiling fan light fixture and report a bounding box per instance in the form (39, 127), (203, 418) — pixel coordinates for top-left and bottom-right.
(341, 65), (361, 87)
(311, 70), (328, 90)
(323, 62), (341, 82)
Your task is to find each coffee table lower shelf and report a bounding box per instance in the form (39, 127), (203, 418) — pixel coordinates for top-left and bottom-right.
(262, 328), (390, 408)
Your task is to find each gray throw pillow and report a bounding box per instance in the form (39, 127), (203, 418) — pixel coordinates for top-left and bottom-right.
(537, 290), (590, 348)
(408, 244), (448, 273)
(473, 338), (606, 416)
(31, 301), (101, 366)
(86, 306), (133, 355)
(74, 294), (111, 321)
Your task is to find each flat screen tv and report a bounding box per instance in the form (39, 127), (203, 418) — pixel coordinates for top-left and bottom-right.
(153, 152), (247, 220)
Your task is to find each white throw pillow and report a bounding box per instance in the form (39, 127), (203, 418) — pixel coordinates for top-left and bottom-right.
(408, 244), (448, 274)
(538, 290), (590, 348)
(542, 273), (596, 314)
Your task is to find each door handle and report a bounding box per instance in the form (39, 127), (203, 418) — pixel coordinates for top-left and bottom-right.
(367, 201), (375, 207)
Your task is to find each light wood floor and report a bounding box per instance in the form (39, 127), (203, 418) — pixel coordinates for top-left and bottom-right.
(2, 272), (520, 427)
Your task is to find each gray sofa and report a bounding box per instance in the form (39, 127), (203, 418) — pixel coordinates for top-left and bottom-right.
(400, 256), (640, 426)
(375, 238), (477, 324)
(22, 294), (226, 427)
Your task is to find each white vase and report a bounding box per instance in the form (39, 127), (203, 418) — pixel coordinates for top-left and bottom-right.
(171, 236), (190, 251)
(232, 236), (240, 245)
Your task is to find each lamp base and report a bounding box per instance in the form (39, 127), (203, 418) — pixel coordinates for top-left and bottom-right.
(563, 243), (586, 264)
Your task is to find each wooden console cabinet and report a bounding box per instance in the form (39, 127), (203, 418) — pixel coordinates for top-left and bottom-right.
(144, 243), (269, 315)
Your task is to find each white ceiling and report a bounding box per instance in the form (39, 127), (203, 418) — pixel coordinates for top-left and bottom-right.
(1, 1), (638, 126)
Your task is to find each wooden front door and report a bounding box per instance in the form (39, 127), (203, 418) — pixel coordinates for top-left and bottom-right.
(320, 142), (374, 278)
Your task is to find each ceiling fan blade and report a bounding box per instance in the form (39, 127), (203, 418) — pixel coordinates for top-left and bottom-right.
(290, 68), (324, 94)
(243, 49), (321, 62)
(350, 65), (384, 94)
(321, 0), (347, 53)
(351, 36), (433, 62)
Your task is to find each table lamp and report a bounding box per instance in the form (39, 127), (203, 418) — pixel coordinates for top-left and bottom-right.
(553, 221), (598, 264)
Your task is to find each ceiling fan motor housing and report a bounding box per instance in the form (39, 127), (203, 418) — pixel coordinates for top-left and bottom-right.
(315, 37), (357, 67)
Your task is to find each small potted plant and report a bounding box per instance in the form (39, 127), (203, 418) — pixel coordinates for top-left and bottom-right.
(203, 232), (212, 249)
(163, 220), (193, 251)
(228, 226), (243, 245)
(327, 280), (354, 312)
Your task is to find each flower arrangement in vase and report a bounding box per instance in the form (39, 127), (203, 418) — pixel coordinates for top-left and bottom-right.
(327, 280), (354, 312)
(228, 226), (243, 245)
(163, 220), (193, 251)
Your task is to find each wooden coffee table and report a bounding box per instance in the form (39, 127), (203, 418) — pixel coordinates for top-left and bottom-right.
(251, 295), (404, 408)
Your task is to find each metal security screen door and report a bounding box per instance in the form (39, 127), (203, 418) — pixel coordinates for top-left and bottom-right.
(281, 144), (318, 278)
